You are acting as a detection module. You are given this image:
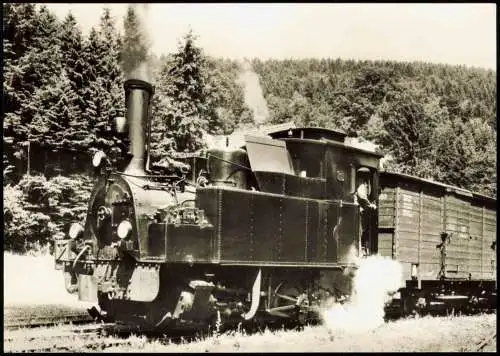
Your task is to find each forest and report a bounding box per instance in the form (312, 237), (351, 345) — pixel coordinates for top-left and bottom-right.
(3, 4), (496, 252)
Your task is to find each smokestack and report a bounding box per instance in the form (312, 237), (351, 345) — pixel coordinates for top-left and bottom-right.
(123, 77), (154, 175)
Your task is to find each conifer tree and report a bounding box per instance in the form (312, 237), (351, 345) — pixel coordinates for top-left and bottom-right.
(27, 70), (81, 149)
(153, 30), (210, 153)
(96, 8), (125, 128)
(3, 4), (47, 139)
(80, 27), (107, 148)
(4, 5), (62, 146)
(58, 13), (86, 112)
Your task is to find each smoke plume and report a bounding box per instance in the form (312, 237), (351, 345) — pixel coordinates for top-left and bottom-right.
(321, 254), (403, 333)
(236, 59), (270, 125)
(121, 4), (153, 82)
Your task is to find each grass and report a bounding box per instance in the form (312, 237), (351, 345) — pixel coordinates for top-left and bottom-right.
(99, 313), (496, 353)
(6, 314), (494, 352)
(3, 252), (496, 352)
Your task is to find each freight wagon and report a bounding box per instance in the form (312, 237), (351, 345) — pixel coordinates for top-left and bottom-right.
(379, 171), (497, 314)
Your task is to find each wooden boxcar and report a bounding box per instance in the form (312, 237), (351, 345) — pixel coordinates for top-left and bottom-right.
(378, 171), (496, 292)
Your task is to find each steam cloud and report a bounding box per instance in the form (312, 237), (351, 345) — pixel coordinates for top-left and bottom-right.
(236, 59), (270, 125)
(121, 4), (153, 82)
(321, 253), (403, 333)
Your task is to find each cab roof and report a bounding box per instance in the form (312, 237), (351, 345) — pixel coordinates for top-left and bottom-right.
(268, 127), (347, 143)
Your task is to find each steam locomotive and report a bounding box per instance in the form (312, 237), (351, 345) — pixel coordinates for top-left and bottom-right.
(54, 78), (496, 330)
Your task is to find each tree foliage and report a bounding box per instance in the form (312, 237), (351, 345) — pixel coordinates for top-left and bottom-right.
(3, 4), (62, 142)
(2, 4), (496, 254)
(3, 4), (125, 158)
(250, 58), (496, 196)
(151, 30), (251, 156)
(4, 174), (93, 253)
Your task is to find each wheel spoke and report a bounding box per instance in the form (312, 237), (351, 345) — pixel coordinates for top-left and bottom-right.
(268, 304), (297, 312)
(275, 293), (298, 303)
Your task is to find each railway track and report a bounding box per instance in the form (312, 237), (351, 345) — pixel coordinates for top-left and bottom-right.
(4, 309), (495, 352)
(3, 322), (134, 352)
(3, 319), (194, 352)
(6, 339), (134, 353)
(4, 313), (94, 331)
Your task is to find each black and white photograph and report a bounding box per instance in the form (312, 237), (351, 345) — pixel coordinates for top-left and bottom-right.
(3, 2), (496, 352)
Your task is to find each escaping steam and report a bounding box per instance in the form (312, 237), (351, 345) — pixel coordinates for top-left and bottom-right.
(236, 59), (270, 125)
(121, 4), (153, 81)
(321, 253), (403, 333)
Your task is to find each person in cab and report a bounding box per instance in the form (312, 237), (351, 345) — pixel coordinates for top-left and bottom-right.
(355, 167), (377, 254)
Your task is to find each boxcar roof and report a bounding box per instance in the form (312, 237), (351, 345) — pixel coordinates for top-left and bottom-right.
(381, 170), (496, 204)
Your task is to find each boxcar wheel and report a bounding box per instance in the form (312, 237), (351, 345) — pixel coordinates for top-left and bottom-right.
(400, 291), (415, 317)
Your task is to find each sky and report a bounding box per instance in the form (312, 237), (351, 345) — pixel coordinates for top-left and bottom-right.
(45, 3), (496, 70)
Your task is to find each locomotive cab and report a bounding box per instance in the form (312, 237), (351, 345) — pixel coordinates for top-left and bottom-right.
(267, 127), (383, 257)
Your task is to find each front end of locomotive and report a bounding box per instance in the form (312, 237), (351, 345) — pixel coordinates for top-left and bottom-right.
(54, 71), (261, 330)
(54, 171), (179, 302)
(53, 77), (192, 324)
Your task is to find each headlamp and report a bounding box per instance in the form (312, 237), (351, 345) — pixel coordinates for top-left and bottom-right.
(117, 220), (133, 239)
(92, 151), (107, 168)
(69, 223), (84, 240)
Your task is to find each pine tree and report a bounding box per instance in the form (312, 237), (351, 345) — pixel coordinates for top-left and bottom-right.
(80, 27), (101, 115)
(3, 3), (38, 61)
(79, 27), (108, 148)
(97, 8), (124, 122)
(152, 30), (215, 153)
(27, 70), (81, 149)
(58, 13), (86, 97)
(3, 4), (42, 139)
(4, 5), (63, 145)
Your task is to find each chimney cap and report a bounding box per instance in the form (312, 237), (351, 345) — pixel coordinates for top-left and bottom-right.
(124, 79), (154, 94)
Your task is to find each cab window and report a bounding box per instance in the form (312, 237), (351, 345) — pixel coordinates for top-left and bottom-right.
(287, 142), (324, 178)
